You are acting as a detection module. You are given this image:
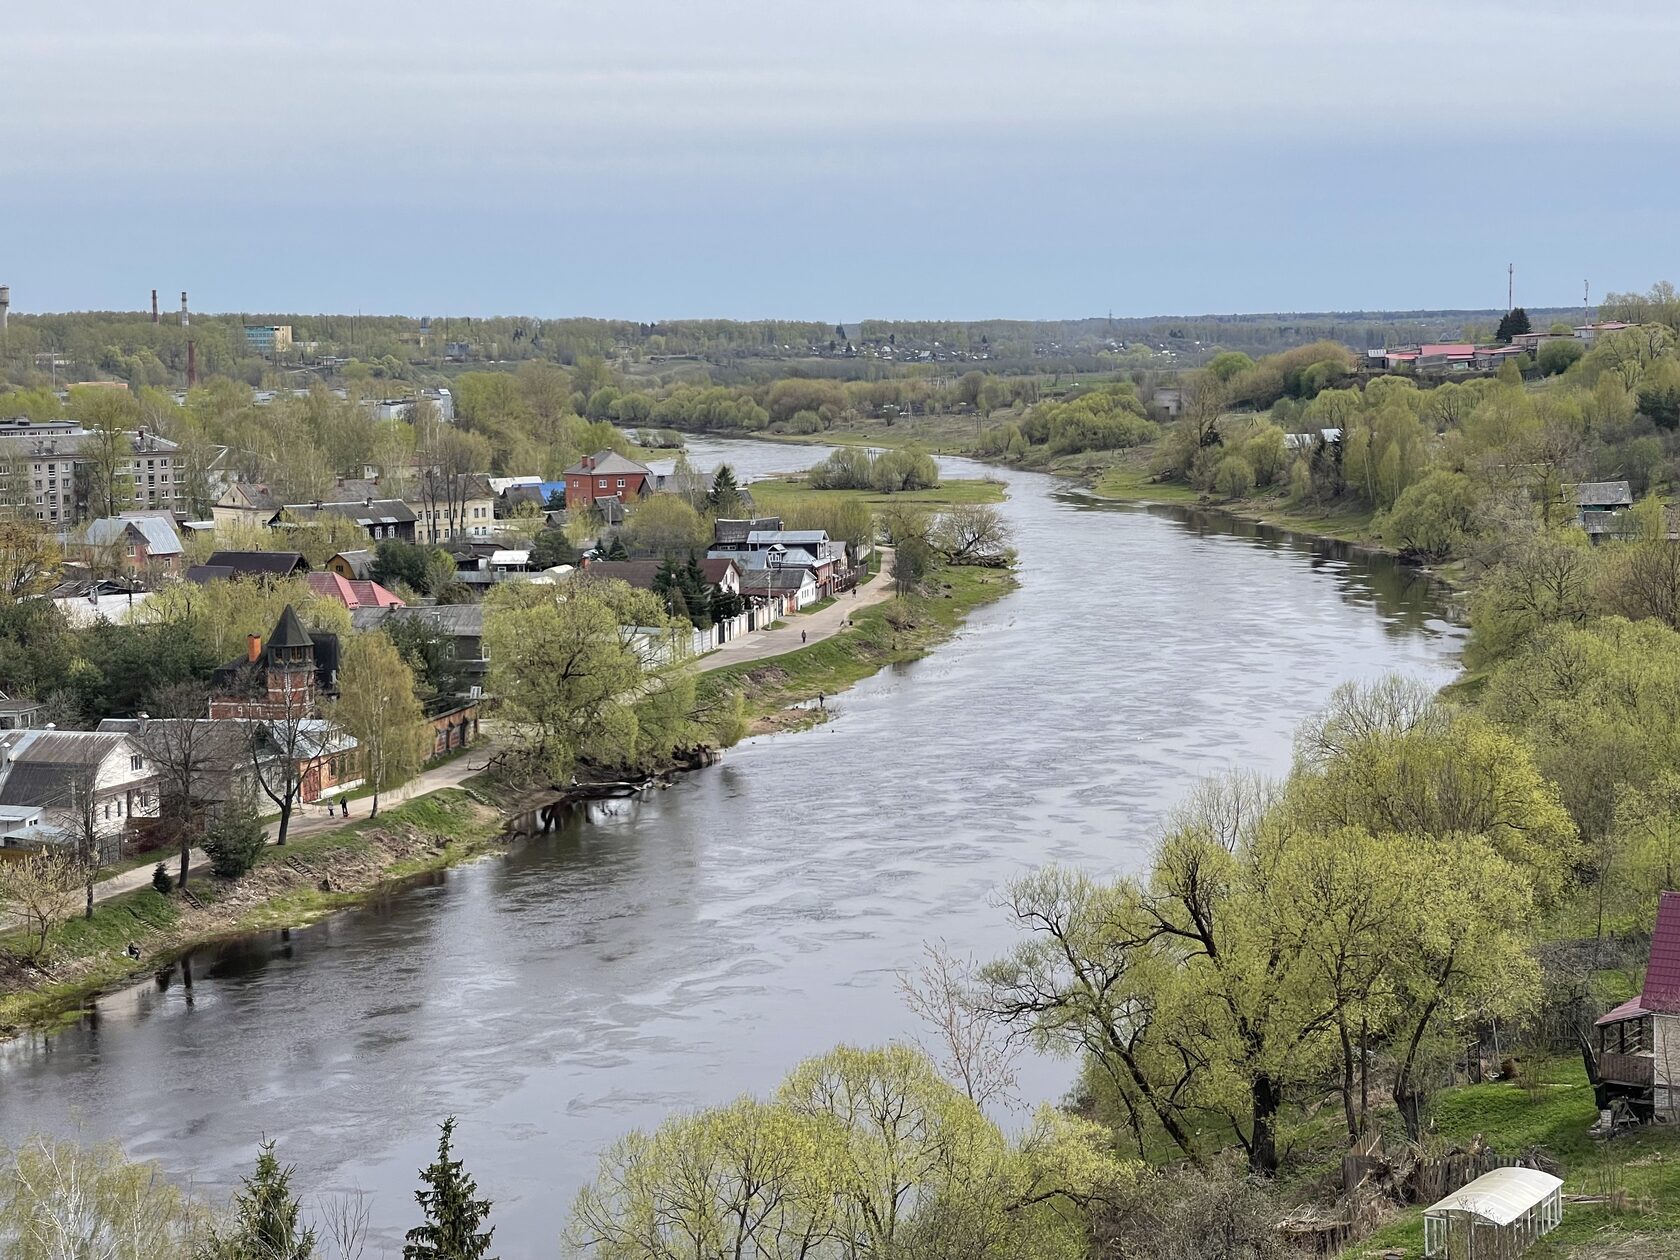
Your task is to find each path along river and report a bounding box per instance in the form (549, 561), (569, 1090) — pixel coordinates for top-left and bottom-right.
(0, 439), (1464, 1254)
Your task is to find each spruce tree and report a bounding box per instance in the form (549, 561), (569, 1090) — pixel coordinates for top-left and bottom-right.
(211, 1140), (317, 1260)
(606, 533), (628, 560)
(707, 464), (742, 513)
(404, 1117), (496, 1260)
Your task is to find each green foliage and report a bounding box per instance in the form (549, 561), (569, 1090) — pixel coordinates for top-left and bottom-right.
(372, 540), (457, 597)
(1375, 468), (1480, 560)
(529, 527), (578, 570)
(1018, 382), (1157, 456)
(203, 788), (268, 879)
(808, 445), (939, 492)
(403, 1117), (496, 1260)
(0, 1134), (202, 1259)
(1495, 306), (1531, 342)
(1212, 453), (1254, 498)
(200, 1141), (317, 1260)
(1536, 337), (1585, 375)
(152, 862), (173, 894)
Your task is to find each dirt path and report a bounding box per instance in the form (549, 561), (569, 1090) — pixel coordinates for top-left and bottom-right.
(699, 553), (896, 673)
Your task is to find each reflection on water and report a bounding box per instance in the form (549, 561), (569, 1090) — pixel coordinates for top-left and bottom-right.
(0, 441), (1463, 1253)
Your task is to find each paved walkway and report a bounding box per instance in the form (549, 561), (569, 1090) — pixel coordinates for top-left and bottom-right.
(699, 554), (897, 673)
(88, 744), (493, 906)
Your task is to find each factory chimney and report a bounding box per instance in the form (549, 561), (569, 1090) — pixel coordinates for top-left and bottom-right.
(151, 289), (159, 323)
(0, 285), (9, 332)
(179, 291), (189, 328)
(186, 339), (198, 388)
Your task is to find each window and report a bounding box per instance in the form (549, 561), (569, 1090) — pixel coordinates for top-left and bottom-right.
(616, 478), (625, 488)
(131, 754), (143, 770)
(103, 803), (111, 820)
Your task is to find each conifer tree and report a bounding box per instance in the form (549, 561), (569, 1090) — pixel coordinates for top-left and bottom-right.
(606, 533), (628, 561)
(707, 464), (743, 514)
(205, 1140), (317, 1260)
(403, 1117), (496, 1260)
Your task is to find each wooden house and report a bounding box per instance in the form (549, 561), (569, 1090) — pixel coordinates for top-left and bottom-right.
(1595, 890), (1680, 1120)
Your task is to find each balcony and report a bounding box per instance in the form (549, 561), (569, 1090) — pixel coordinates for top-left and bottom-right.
(1598, 1051), (1654, 1087)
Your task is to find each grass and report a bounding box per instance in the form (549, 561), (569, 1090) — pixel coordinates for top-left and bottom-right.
(1343, 1057), (1680, 1258)
(701, 563), (1016, 729)
(0, 790), (503, 1034)
(748, 475), (1008, 512)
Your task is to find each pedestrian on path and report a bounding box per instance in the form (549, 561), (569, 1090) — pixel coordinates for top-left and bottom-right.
(339, 795), (348, 818)
(801, 630), (807, 644)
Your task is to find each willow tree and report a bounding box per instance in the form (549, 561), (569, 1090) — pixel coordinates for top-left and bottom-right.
(328, 631), (432, 818)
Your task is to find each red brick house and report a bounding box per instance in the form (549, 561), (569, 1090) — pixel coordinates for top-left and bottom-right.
(562, 451), (652, 509)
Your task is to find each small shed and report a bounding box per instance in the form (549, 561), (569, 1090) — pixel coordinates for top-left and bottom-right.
(1423, 1167), (1562, 1259)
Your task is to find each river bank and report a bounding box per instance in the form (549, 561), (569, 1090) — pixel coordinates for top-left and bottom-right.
(0, 790), (506, 1035)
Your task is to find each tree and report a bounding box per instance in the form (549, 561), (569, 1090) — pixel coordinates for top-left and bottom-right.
(69, 387), (140, 520)
(1213, 454), (1254, 498)
(930, 504), (1014, 567)
(626, 495), (705, 556)
(247, 680), (331, 848)
(706, 464), (744, 516)
(56, 755), (105, 920)
(1536, 338), (1585, 376)
(1377, 469), (1480, 561)
(0, 518), (60, 601)
(0, 849), (81, 961)
(403, 1118), (496, 1260)
(200, 1141), (317, 1260)
(605, 534), (628, 561)
(898, 941), (1020, 1109)
(529, 528), (578, 571)
(1495, 307), (1531, 342)
(892, 534), (933, 598)
(203, 786), (268, 879)
(328, 632), (433, 818)
(140, 682), (219, 892)
(0, 1134), (203, 1260)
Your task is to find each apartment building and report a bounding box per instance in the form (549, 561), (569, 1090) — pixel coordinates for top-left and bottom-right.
(0, 419), (185, 527)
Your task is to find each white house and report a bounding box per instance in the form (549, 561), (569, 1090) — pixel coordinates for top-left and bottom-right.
(0, 728), (159, 859)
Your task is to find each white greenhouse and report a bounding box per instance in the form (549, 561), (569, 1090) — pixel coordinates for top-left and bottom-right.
(1423, 1166), (1563, 1259)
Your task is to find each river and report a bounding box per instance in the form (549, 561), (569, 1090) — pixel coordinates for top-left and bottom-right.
(0, 438), (1463, 1255)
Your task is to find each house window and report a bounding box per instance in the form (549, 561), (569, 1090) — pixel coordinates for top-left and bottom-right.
(597, 479), (607, 489)
(131, 754), (143, 771)
(103, 803), (111, 820)
(616, 478), (625, 488)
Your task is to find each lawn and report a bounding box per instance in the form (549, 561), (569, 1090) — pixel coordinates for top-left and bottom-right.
(1345, 1057), (1680, 1258)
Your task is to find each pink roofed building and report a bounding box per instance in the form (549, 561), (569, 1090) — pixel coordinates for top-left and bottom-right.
(305, 572), (405, 611)
(1595, 890), (1680, 1121)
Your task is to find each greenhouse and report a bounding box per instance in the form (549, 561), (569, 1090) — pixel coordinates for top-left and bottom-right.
(1423, 1166), (1563, 1259)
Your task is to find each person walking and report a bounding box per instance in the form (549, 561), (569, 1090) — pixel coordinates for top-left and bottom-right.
(339, 795), (349, 818)
(801, 630), (807, 644)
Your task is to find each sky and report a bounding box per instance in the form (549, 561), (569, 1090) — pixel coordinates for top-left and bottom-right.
(4, 1), (1678, 321)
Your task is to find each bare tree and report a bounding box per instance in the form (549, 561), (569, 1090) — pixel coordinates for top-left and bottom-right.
(0, 849), (82, 960)
(897, 940), (1021, 1110)
(140, 683), (218, 891)
(249, 683), (332, 847)
(930, 504), (1014, 568)
(313, 1190), (372, 1260)
(57, 757), (105, 920)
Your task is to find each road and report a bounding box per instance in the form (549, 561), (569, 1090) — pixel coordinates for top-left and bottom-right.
(698, 556), (896, 673)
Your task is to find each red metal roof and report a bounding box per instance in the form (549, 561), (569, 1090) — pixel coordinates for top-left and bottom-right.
(1643, 891), (1680, 1012)
(1419, 343), (1475, 357)
(1596, 995), (1650, 1027)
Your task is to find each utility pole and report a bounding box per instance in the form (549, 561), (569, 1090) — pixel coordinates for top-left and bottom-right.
(1508, 263), (1514, 312)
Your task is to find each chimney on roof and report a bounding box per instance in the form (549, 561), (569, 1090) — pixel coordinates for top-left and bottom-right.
(136, 711), (149, 736)
(247, 633), (262, 663)
(581, 455), (594, 471)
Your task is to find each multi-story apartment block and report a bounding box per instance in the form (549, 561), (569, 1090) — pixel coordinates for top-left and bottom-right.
(242, 324), (294, 354)
(0, 418), (185, 527)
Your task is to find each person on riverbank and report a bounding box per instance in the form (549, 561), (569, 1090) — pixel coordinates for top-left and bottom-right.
(339, 796), (349, 818)
(801, 630), (807, 644)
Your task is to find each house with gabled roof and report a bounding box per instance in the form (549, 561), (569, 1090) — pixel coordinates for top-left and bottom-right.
(0, 727), (158, 859)
(562, 451), (652, 509)
(82, 512), (184, 577)
(1596, 890), (1680, 1120)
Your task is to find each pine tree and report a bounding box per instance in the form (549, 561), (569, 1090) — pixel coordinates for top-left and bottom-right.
(209, 1141), (317, 1260)
(1495, 306), (1531, 342)
(707, 464), (743, 514)
(404, 1117), (496, 1260)
(606, 533), (628, 561)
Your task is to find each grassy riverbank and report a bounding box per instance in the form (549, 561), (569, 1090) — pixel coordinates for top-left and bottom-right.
(0, 790), (504, 1036)
(703, 562), (1017, 734)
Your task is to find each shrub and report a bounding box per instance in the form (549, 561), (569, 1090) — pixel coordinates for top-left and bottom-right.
(204, 791), (267, 879)
(1213, 454), (1254, 498)
(1536, 338), (1585, 376)
(151, 863), (172, 894)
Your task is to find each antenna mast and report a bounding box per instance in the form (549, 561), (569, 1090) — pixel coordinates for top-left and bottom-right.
(1508, 263), (1514, 311)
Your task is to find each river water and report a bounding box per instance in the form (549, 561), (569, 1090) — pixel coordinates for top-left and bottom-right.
(0, 439), (1462, 1256)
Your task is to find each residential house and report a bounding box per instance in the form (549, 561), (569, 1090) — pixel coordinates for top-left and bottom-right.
(450, 543), (536, 593)
(0, 728), (159, 860)
(185, 550), (308, 584)
(562, 451), (652, 509)
(47, 575), (152, 625)
(0, 419), (185, 527)
(328, 550), (375, 580)
(212, 481), (284, 532)
(284, 497), (417, 544)
(1574, 322), (1636, 345)
(714, 517), (784, 547)
(305, 571), (405, 611)
(351, 604), (488, 698)
(1595, 891), (1680, 1121)
(81, 512), (184, 578)
(739, 565), (819, 612)
(0, 691), (45, 732)
(207, 605), (342, 719)
(0, 803), (50, 849)
(97, 715), (361, 810)
(709, 528), (848, 597)
(411, 473), (497, 543)
(1576, 480), (1634, 541)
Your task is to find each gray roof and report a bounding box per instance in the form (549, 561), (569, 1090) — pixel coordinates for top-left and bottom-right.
(285, 499), (417, 526)
(1576, 480), (1633, 507)
(714, 517), (783, 546)
(741, 568), (815, 593)
(333, 549), (375, 578)
(85, 514), (184, 556)
(746, 530), (829, 546)
(0, 730), (133, 808)
(563, 450), (652, 477)
(352, 603), (485, 637)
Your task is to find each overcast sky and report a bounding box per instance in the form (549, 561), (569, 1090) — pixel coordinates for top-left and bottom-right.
(4, 1), (1676, 319)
